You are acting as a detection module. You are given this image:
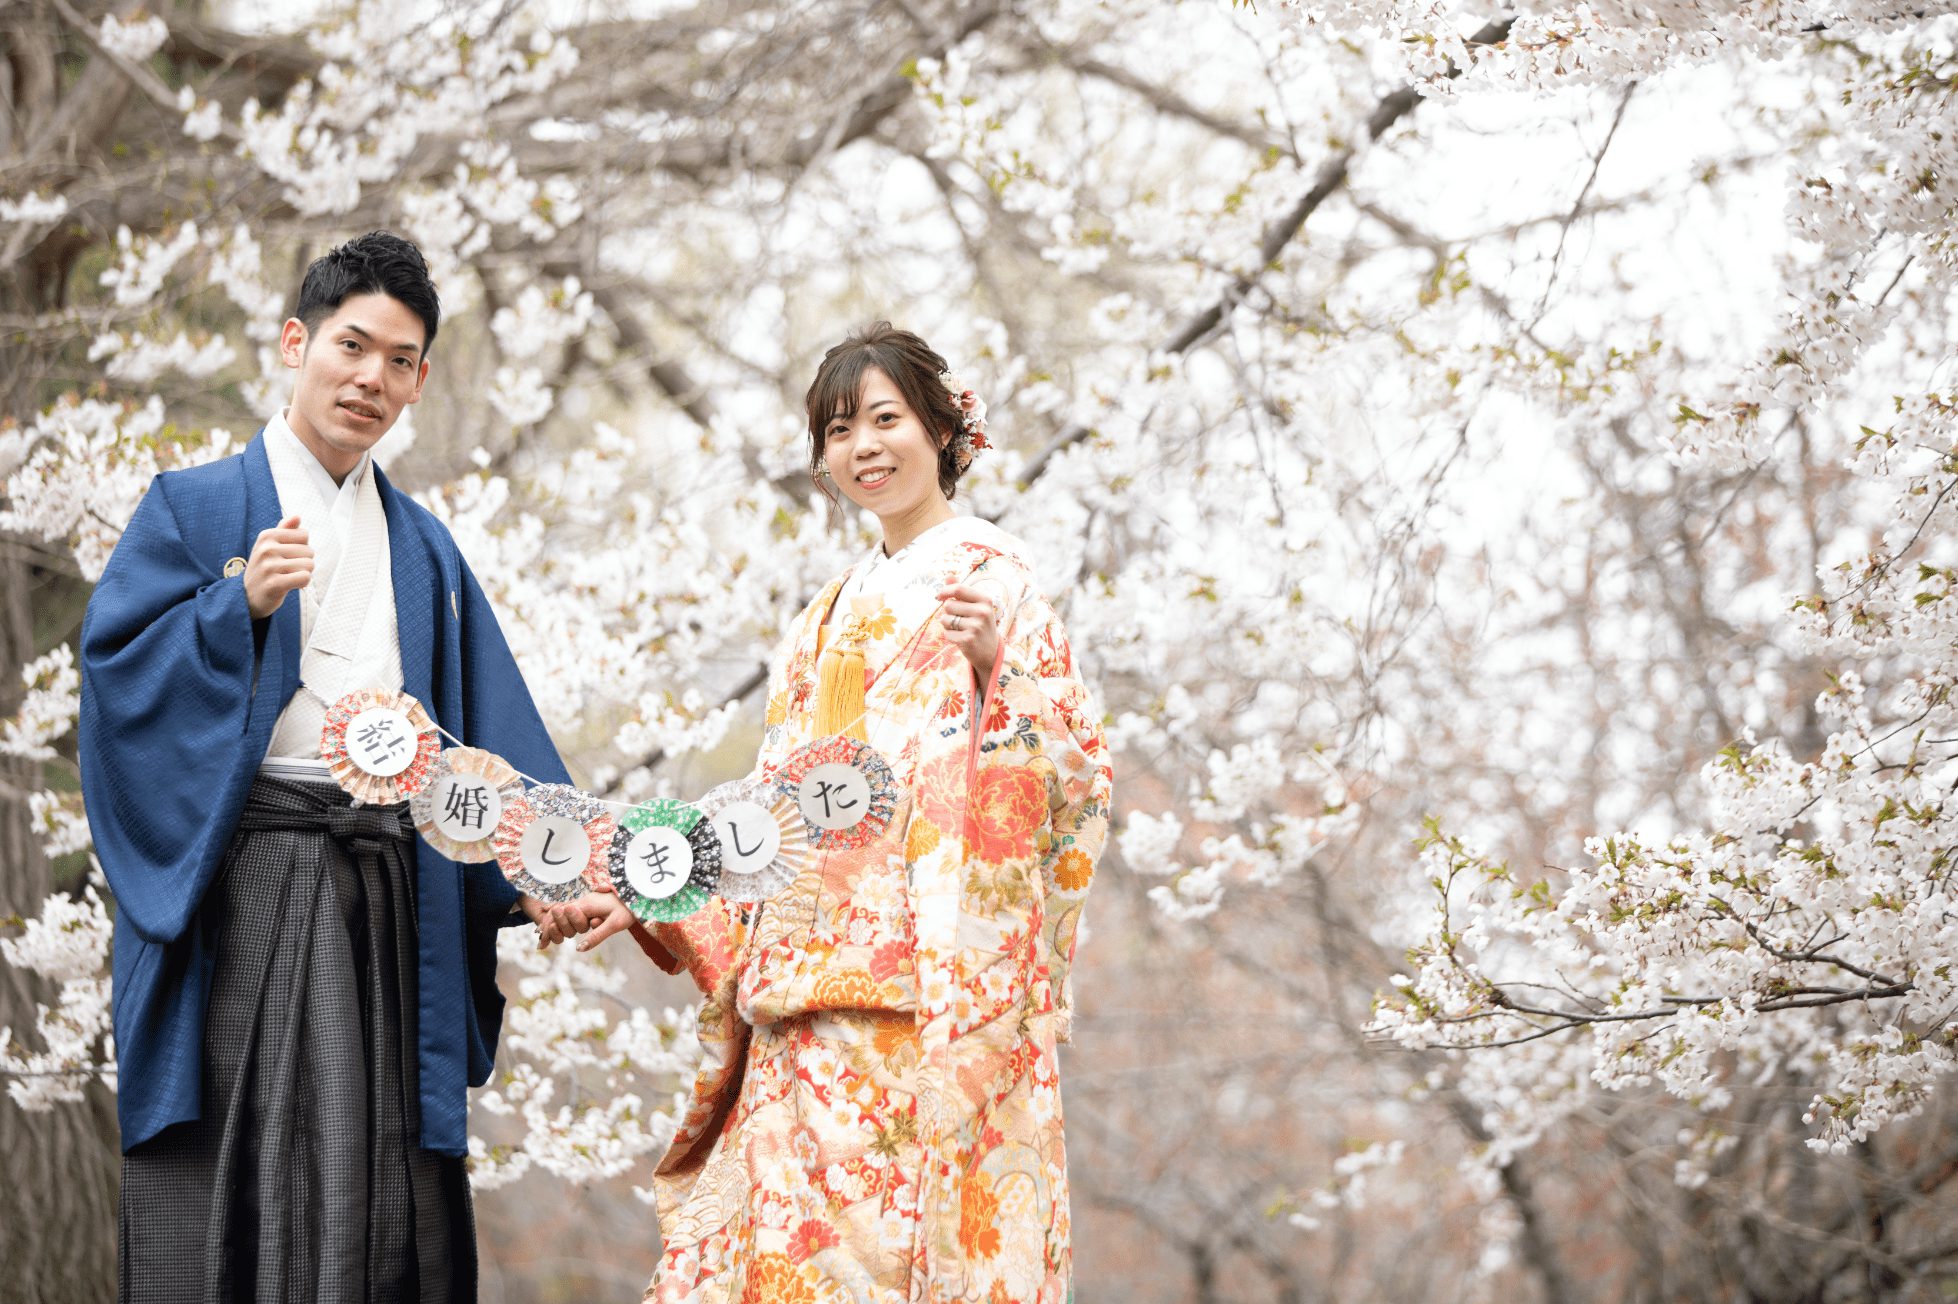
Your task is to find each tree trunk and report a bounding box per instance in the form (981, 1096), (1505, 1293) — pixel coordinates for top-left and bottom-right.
(0, 544), (121, 1298)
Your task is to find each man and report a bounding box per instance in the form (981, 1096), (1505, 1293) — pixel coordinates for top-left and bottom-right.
(81, 232), (590, 1302)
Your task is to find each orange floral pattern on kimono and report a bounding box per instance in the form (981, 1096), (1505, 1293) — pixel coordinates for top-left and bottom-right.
(642, 518), (1111, 1304)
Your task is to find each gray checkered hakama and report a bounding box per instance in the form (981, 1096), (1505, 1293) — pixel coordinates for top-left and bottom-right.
(119, 776), (477, 1303)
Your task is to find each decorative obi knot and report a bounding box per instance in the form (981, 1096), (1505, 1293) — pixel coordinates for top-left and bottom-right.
(327, 805), (413, 844)
(839, 614), (872, 644)
(236, 783), (413, 859)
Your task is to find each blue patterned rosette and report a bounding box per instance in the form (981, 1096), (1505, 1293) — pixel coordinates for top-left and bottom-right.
(492, 783), (616, 904)
(774, 735), (899, 851)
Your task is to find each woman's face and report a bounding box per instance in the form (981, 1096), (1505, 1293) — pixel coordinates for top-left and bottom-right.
(823, 366), (948, 521)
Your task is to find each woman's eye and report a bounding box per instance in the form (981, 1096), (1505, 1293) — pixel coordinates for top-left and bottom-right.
(878, 413), (896, 423)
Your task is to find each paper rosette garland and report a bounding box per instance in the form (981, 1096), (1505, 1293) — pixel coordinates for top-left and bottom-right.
(774, 734), (898, 851)
(607, 798), (721, 923)
(319, 688), (440, 805)
(409, 747), (524, 862)
(492, 783), (616, 904)
(696, 775), (812, 903)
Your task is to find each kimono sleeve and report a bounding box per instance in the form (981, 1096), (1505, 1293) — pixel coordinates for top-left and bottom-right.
(79, 476), (262, 946)
(986, 584), (1112, 1043)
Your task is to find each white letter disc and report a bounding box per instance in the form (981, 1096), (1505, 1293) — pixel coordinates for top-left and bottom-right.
(520, 815), (591, 885)
(714, 801), (782, 876)
(345, 707), (417, 777)
(797, 763), (872, 831)
(624, 825), (694, 900)
(430, 774), (503, 843)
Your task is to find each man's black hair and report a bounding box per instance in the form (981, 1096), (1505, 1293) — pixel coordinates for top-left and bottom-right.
(292, 230), (441, 353)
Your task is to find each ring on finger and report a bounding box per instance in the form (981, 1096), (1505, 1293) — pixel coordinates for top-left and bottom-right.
(949, 614), (963, 631)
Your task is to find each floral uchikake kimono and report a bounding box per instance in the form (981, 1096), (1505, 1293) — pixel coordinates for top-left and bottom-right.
(640, 516), (1112, 1304)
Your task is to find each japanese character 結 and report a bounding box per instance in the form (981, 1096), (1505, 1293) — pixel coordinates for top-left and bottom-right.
(345, 707), (417, 778)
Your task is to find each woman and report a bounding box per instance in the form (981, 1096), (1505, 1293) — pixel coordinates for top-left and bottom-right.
(582, 323), (1111, 1303)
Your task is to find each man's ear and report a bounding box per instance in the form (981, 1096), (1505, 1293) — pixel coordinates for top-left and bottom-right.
(407, 356), (430, 405)
(278, 317), (308, 369)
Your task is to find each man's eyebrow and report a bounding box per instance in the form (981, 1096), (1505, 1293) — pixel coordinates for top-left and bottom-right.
(340, 322), (424, 357)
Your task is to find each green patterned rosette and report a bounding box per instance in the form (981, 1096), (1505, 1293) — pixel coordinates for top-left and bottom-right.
(607, 798), (722, 923)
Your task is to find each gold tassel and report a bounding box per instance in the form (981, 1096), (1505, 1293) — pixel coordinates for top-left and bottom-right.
(815, 625), (869, 741)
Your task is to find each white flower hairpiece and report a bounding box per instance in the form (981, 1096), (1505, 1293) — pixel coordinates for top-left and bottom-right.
(938, 370), (990, 469)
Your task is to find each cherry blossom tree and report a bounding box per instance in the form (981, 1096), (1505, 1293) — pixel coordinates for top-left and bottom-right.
(1345, 0), (1957, 1177)
(5, 0), (1957, 1298)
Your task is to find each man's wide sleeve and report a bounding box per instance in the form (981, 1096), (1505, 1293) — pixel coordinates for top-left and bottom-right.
(80, 477), (261, 946)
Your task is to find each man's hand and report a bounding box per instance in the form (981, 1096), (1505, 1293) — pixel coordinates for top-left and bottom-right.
(521, 893), (588, 949)
(519, 890), (637, 952)
(244, 514), (313, 619)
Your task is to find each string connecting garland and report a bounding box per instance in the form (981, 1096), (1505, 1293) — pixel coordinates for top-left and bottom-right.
(310, 592), (1003, 913)
(608, 798), (721, 923)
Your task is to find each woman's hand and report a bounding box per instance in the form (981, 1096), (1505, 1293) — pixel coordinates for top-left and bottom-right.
(574, 888), (639, 953)
(936, 582), (1000, 683)
(524, 885), (640, 954)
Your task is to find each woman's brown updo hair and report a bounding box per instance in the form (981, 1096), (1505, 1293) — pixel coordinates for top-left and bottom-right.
(805, 322), (969, 502)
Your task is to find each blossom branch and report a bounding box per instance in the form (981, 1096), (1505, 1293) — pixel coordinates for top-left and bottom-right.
(1018, 16), (1519, 488)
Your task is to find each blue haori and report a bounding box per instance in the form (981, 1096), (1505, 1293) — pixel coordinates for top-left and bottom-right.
(79, 430), (570, 1156)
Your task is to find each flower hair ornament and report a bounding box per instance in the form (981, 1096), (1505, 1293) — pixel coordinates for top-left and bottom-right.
(939, 370), (991, 470)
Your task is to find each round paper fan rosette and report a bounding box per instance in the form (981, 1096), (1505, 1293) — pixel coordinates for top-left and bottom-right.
(319, 688), (441, 805)
(608, 798), (721, 923)
(774, 735), (899, 852)
(492, 784), (616, 904)
(696, 775), (811, 903)
(409, 747), (524, 862)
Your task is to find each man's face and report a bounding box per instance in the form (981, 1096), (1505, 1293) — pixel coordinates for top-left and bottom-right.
(280, 291), (430, 478)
